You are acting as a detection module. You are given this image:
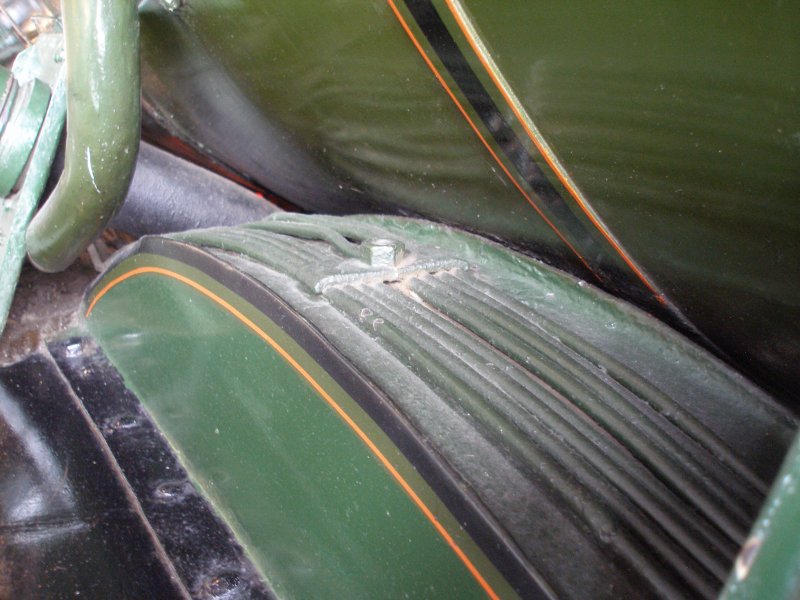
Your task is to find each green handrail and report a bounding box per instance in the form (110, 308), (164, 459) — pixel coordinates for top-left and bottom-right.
(26, 0), (140, 272)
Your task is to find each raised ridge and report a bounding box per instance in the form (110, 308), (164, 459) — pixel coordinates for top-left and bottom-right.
(174, 215), (796, 599)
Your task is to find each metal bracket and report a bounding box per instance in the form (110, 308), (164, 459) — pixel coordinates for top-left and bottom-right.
(0, 34), (66, 335)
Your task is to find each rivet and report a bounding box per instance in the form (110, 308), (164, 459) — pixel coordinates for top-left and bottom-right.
(154, 480), (188, 501)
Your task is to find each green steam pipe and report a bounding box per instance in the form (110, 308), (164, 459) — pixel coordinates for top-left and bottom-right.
(26, 0), (140, 272)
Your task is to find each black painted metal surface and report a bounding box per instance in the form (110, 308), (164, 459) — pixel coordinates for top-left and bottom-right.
(50, 338), (274, 600)
(0, 352), (186, 599)
(0, 345), (274, 599)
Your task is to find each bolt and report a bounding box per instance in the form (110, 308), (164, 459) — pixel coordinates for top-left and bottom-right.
(65, 342), (83, 357)
(362, 238), (404, 268)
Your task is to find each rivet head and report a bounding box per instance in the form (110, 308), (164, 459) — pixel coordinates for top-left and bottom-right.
(362, 238), (404, 268)
(108, 414), (140, 431)
(154, 480), (189, 501)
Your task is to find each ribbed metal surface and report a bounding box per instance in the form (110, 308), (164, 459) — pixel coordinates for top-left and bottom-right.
(327, 275), (741, 597)
(176, 215), (796, 599)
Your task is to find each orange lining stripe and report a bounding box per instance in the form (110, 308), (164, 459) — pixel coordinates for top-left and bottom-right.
(386, 0), (599, 281)
(442, 0), (665, 304)
(86, 266), (501, 600)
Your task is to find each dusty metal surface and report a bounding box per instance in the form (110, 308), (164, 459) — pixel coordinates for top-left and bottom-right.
(0, 224), (139, 365)
(0, 351), (187, 598)
(85, 214), (795, 599)
(0, 258), (94, 364)
(0, 33), (65, 335)
(0, 341), (275, 598)
(50, 337), (275, 599)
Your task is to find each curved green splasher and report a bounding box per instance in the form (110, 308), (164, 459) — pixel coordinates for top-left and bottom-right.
(136, 0), (800, 405)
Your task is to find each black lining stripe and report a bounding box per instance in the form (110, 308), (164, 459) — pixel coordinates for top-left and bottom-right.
(88, 236), (553, 600)
(401, 0), (608, 267)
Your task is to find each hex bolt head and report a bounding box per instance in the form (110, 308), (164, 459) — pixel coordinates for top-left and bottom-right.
(363, 238), (404, 268)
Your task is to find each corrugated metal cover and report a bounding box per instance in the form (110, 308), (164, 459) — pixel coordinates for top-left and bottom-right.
(176, 214), (796, 599)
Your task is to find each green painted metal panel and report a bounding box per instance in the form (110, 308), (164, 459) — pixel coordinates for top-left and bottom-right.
(0, 34), (66, 335)
(86, 252), (516, 599)
(455, 0), (800, 408)
(84, 216), (797, 598)
(137, 0), (567, 252)
(0, 71), (50, 197)
(136, 0), (800, 405)
(722, 433), (800, 600)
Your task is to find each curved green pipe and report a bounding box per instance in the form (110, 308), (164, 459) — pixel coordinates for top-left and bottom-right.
(26, 0), (140, 272)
